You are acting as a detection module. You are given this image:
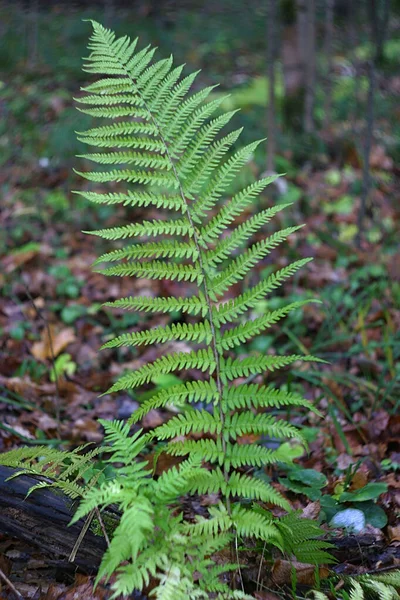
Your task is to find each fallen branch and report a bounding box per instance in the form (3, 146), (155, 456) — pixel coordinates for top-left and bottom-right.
(0, 466), (115, 573)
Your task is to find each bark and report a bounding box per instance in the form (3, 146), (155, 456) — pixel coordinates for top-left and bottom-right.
(368, 0), (391, 65)
(304, 0), (316, 133)
(281, 1), (307, 130)
(323, 0), (335, 129)
(0, 466), (115, 573)
(266, 0), (278, 172)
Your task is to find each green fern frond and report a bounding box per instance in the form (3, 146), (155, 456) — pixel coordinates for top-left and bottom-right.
(85, 218), (194, 240)
(203, 203), (292, 268)
(220, 354), (320, 383)
(213, 257), (313, 325)
(98, 259), (203, 284)
(209, 226), (304, 298)
(192, 139), (263, 219)
(217, 300), (313, 350)
(129, 379), (218, 423)
(102, 320), (212, 349)
(103, 292), (208, 317)
(222, 383), (318, 413)
(224, 411), (302, 441)
(167, 438), (284, 469)
(73, 190), (184, 211)
(154, 410), (222, 440)
(95, 240), (198, 264)
(232, 505), (283, 546)
(107, 347), (216, 393)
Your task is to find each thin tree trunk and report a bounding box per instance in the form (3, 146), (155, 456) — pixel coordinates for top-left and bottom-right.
(266, 0), (277, 173)
(304, 0), (316, 133)
(368, 0), (391, 64)
(348, 0), (360, 134)
(103, 0), (115, 27)
(28, 0), (39, 69)
(356, 61), (375, 249)
(323, 0), (334, 129)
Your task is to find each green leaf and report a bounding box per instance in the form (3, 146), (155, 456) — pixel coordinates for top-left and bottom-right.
(288, 469), (328, 489)
(50, 353), (77, 382)
(279, 477), (322, 501)
(339, 483), (388, 503)
(357, 501), (388, 528)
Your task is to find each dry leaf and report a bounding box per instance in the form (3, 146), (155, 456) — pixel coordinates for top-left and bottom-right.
(254, 592), (282, 600)
(31, 326), (76, 360)
(272, 559), (330, 586)
(301, 501), (321, 520)
(388, 525), (400, 543)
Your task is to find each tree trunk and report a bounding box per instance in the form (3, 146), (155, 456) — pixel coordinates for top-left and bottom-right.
(266, 0), (278, 172)
(368, 0), (390, 65)
(304, 0), (316, 133)
(323, 0), (335, 129)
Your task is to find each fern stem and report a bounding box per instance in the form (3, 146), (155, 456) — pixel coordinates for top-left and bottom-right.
(117, 60), (231, 513)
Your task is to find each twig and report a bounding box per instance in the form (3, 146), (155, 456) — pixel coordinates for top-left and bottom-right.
(69, 507), (110, 563)
(69, 509), (95, 563)
(0, 566), (24, 599)
(16, 270), (62, 437)
(256, 540), (267, 592)
(95, 507), (110, 547)
(234, 533), (245, 594)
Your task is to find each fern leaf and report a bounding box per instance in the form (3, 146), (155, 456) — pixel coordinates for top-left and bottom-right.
(154, 410), (222, 440)
(103, 292), (208, 317)
(85, 218), (194, 240)
(167, 438), (282, 469)
(107, 348), (216, 393)
(204, 204), (291, 268)
(209, 226), (304, 298)
(102, 320), (212, 349)
(129, 379), (218, 424)
(200, 175), (280, 243)
(218, 300), (313, 351)
(213, 258), (313, 325)
(232, 505), (283, 544)
(73, 190), (184, 212)
(192, 140), (263, 219)
(222, 383), (320, 414)
(98, 260), (203, 284)
(94, 240), (198, 264)
(220, 354), (319, 383)
(224, 411), (302, 441)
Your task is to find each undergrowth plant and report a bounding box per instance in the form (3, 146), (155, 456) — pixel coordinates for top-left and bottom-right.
(0, 21), (337, 599)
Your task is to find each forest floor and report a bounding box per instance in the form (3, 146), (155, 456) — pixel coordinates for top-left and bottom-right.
(0, 4), (399, 599)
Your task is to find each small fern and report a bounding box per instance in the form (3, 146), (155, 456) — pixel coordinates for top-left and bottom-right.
(309, 572), (400, 600)
(0, 20), (335, 599)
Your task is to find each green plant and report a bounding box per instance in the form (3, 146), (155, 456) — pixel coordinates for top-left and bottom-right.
(0, 20), (335, 599)
(309, 572), (400, 600)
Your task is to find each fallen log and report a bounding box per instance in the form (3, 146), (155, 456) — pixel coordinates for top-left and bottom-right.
(0, 465), (113, 573)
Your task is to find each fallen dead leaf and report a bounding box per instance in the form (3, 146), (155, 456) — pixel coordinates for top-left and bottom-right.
(272, 559), (330, 586)
(388, 525), (400, 543)
(301, 501), (321, 520)
(31, 326), (76, 360)
(350, 471), (369, 491)
(254, 592), (282, 600)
